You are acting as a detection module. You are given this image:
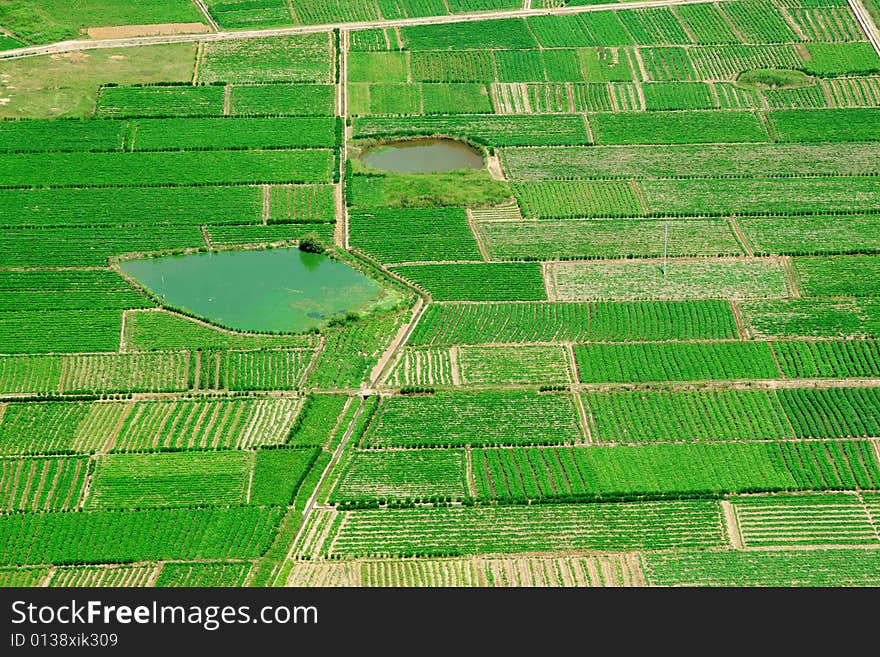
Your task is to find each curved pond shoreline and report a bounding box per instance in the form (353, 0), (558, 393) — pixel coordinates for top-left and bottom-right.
(361, 138), (485, 173)
(121, 247), (398, 333)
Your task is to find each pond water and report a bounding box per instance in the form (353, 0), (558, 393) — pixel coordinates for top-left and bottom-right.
(121, 248), (396, 332)
(361, 138), (484, 173)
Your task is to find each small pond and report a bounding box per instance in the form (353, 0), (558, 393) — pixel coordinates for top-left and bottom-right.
(361, 138), (484, 173)
(121, 248), (397, 333)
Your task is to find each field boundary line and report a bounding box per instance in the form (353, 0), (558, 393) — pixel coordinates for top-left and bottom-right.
(118, 309), (129, 352)
(856, 491), (880, 542)
(465, 446), (478, 498)
(767, 342), (786, 379)
(277, 400), (363, 580)
(721, 500), (744, 549)
(262, 184), (271, 224)
(146, 565), (162, 587)
(223, 84), (232, 115)
(728, 216), (754, 256)
(781, 256), (801, 298)
(541, 262), (558, 301)
(631, 179), (648, 215)
(450, 346), (461, 385)
(777, 4), (808, 41)
(200, 225), (213, 250)
(729, 300), (749, 339)
(38, 568), (57, 588)
(191, 42), (204, 84)
(466, 209), (492, 261)
(0, 0), (737, 61)
(572, 387), (593, 445)
(299, 338), (324, 388)
(192, 0), (220, 31)
(371, 297), (427, 385)
(340, 30), (351, 250)
(245, 450), (256, 503)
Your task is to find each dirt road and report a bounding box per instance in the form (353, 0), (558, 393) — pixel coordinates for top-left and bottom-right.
(1, 0), (729, 60)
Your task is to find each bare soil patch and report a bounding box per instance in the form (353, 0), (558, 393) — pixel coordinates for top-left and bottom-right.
(85, 23), (211, 40)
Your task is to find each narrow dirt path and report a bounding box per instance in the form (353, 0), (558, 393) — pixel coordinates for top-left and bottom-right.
(721, 500), (744, 549)
(192, 0), (221, 32)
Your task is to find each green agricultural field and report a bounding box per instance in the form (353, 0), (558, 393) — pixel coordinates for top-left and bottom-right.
(2, 0), (880, 591)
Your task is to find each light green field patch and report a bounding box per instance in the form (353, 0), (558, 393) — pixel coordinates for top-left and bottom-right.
(348, 52), (408, 83)
(332, 450), (467, 503)
(458, 346), (571, 385)
(550, 258), (791, 301)
(0, 44), (197, 118)
(198, 34), (333, 84)
(479, 219), (742, 260)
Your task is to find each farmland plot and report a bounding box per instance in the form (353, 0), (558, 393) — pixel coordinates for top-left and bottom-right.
(331, 450), (467, 502)
(457, 345), (572, 385)
(362, 391), (582, 447)
(549, 258), (791, 301)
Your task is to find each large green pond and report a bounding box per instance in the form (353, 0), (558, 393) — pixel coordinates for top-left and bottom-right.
(121, 248), (397, 332)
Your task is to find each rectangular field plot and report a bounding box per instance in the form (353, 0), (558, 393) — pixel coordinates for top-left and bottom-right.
(154, 562), (251, 587)
(384, 348), (455, 387)
(0, 310), (123, 354)
(331, 450), (468, 503)
(231, 84), (336, 116)
(777, 387), (880, 438)
(0, 270), (146, 312)
(268, 184), (336, 222)
(475, 441), (880, 501)
(458, 345), (572, 385)
(0, 186), (264, 229)
(113, 398), (302, 450)
(549, 258), (791, 301)
(641, 178), (880, 216)
(96, 85), (226, 118)
(0, 457), (89, 511)
(362, 391), (582, 447)
(770, 109), (880, 142)
(740, 215), (880, 256)
(0, 506), (284, 566)
(408, 300), (739, 345)
(793, 256), (880, 297)
(510, 181), (642, 218)
(320, 501), (726, 556)
(198, 35), (333, 84)
(354, 115), (591, 146)
(221, 349), (314, 390)
(400, 19), (537, 50)
(479, 219), (743, 260)
(130, 117), (338, 151)
(771, 340), (880, 378)
(391, 263), (546, 301)
(500, 143), (880, 180)
(574, 342), (780, 383)
(583, 390), (794, 442)
(48, 565), (157, 588)
(250, 447), (319, 505)
(733, 493), (880, 547)
(0, 119), (126, 152)
(740, 298), (880, 338)
(87, 451), (251, 508)
(592, 111), (769, 145)
(643, 549), (880, 587)
(0, 150), (334, 188)
(349, 208), (482, 263)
